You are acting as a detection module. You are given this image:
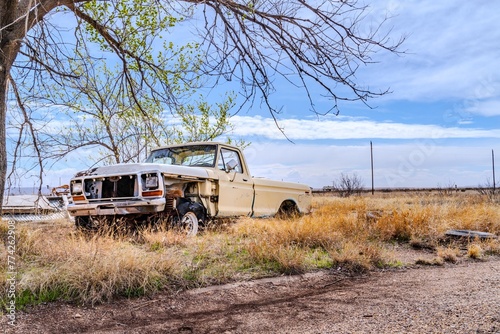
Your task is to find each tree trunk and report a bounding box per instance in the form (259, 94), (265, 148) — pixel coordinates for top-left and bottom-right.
(0, 56), (9, 211)
(0, 38), (22, 211)
(1, 0), (66, 210)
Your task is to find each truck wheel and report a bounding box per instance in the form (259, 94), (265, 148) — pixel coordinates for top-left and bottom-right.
(75, 216), (92, 230)
(180, 211), (199, 236)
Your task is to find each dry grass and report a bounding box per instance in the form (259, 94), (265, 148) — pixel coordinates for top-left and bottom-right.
(1, 192), (499, 308)
(0, 223), (179, 307)
(467, 244), (483, 259)
(436, 246), (462, 263)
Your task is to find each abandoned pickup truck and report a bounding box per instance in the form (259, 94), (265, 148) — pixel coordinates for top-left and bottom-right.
(67, 142), (312, 234)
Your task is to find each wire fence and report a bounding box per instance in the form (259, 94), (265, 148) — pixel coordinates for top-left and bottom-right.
(1, 195), (72, 223)
(1, 211), (71, 223)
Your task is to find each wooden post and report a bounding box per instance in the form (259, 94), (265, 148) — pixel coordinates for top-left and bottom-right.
(493, 149), (496, 194)
(370, 141), (374, 195)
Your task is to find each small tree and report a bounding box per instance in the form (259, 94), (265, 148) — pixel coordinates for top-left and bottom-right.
(477, 178), (498, 201)
(334, 173), (364, 197)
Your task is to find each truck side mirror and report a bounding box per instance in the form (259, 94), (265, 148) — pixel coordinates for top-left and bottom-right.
(225, 159), (238, 173)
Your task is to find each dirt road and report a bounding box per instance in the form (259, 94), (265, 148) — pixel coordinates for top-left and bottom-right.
(3, 256), (499, 334)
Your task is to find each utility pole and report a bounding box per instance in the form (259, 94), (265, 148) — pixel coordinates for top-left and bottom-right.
(493, 149), (496, 194)
(370, 141), (374, 195)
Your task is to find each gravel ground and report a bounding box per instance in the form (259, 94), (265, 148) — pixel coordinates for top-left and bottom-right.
(3, 256), (499, 334)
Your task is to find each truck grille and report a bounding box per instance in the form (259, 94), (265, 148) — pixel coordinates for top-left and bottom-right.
(84, 175), (136, 200)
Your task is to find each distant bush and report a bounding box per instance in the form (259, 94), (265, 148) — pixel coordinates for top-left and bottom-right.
(476, 178), (498, 201)
(333, 173), (364, 197)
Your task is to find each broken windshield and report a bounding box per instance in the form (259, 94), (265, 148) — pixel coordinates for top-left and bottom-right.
(145, 145), (217, 167)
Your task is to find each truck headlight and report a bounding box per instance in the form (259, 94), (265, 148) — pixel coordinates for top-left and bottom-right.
(145, 175), (158, 189)
(71, 182), (83, 194)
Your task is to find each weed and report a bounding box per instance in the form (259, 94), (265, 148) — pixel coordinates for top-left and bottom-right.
(436, 246), (461, 263)
(467, 244), (483, 259)
(415, 257), (444, 266)
(327, 240), (384, 273)
(482, 238), (500, 255)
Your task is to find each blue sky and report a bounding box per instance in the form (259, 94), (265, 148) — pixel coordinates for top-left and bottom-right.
(10, 0), (500, 190)
(228, 1), (500, 189)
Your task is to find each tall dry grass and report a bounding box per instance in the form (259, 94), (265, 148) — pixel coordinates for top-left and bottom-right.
(1, 192), (499, 308)
(0, 223), (180, 306)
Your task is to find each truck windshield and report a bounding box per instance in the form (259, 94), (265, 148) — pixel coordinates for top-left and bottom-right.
(145, 145), (217, 167)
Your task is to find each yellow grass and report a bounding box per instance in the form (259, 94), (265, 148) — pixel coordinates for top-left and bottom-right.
(436, 246), (461, 263)
(1, 192), (499, 308)
(467, 244), (483, 259)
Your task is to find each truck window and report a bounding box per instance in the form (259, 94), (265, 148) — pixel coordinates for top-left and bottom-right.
(219, 148), (243, 173)
(146, 145), (216, 167)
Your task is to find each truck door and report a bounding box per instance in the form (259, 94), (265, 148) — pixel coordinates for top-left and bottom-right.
(216, 148), (255, 216)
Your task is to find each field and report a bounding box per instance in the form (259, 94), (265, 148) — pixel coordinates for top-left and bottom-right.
(1, 192), (499, 310)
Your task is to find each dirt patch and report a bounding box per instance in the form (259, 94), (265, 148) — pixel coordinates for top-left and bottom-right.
(3, 253), (500, 334)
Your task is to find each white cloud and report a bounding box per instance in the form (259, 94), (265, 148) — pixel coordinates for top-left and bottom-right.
(361, 1), (500, 103)
(465, 99), (500, 117)
(231, 115), (500, 140)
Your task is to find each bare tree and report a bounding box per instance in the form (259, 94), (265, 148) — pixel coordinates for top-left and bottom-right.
(477, 178), (498, 201)
(334, 173), (364, 197)
(0, 0), (404, 209)
(436, 180), (458, 196)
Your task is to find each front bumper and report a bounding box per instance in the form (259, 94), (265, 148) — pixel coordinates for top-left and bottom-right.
(67, 198), (166, 216)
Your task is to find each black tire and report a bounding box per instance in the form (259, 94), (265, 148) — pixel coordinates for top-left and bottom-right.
(75, 216), (92, 230)
(176, 198), (206, 231)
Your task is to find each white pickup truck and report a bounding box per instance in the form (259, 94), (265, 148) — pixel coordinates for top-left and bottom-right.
(67, 142), (312, 234)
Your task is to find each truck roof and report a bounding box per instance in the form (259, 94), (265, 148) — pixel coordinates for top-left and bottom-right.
(150, 141), (240, 152)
